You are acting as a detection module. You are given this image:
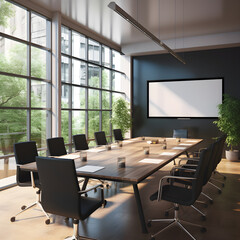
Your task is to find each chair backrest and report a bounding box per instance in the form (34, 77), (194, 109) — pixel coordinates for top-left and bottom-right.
(14, 141), (38, 185)
(113, 129), (124, 141)
(47, 137), (67, 156)
(73, 134), (89, 151)
(94, 131), (107, 145)
(191, 147), (212, 203)
(36, 156), (81, 219)
(173, 129), (188, 138)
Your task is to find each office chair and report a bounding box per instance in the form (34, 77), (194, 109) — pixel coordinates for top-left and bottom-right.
(73, 134), (89, 151)
(10, 141), (50, 224)
(36, 156), (106, 240)
(148, 148), (210, 240)
(113, 129), (124, 141)
(169, 140), (219, 219)
(94, 131), (107, 146)
(47, 137), (67, 156)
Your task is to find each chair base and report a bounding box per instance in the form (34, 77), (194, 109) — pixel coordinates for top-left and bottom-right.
(148, 204), (206, 240)
(10, 190), (50, 224)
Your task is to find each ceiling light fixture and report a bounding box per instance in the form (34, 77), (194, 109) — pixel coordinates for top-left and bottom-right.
(108, 2), (186, 64)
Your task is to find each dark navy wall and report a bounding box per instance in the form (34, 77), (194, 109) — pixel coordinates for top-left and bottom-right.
(132, 47), (240, 141)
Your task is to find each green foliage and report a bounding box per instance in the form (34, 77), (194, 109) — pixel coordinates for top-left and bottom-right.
(111, 98), (131, 138)
(0, 0), (14, 27)
(214, 94), (240, 150)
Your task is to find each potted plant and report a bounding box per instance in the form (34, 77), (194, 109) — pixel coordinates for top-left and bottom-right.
(111, 98), (132, 138)
(214, 94), (240, 161)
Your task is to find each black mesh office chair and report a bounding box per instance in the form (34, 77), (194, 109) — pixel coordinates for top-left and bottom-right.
(47, 137), (67, 156)
(113, 129), (124, 141)
(94, 131), (107, 146)
(73, 134), (89, 151)
(10, 141), (50, 224)
(148, 148), (210, 240)
(36, 156), (106, 240)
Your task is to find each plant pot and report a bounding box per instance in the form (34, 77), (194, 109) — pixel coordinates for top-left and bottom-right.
(225, 150), (239, 161)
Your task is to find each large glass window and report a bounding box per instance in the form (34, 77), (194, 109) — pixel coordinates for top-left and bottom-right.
(61, 26), (126, 147)
(0, 1), (51, 182)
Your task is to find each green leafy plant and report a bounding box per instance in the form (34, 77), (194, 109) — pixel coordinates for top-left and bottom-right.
(214, 94), (240, 150)
(111, 98), (132, 138)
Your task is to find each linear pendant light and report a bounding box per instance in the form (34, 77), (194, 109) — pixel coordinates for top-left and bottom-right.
(108, 2), (186, 64)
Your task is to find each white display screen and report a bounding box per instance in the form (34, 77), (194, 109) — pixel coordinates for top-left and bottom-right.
(148, 78), (223, 118)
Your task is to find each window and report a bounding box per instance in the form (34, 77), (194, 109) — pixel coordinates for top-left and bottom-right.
(0, 1), (51, 182)
(61, 26), (126, 146)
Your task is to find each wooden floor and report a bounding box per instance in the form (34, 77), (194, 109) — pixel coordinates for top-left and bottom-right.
(0, 159), (240, 240)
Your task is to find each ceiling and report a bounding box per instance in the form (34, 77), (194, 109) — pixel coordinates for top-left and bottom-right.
(28, 0), (240, 56)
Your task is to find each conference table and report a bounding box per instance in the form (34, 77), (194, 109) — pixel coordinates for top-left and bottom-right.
(21, 136), (202, 233)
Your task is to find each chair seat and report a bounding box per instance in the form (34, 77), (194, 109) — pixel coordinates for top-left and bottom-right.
(80, 197), (103, 220)
(150, 185), (193, 206)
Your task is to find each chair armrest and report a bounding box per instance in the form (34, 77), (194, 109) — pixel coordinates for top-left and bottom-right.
(157, 175), (196, 201)
(171, 166), (197, 173)
(178, 158), (199, 165)
(78, 184), (103, 194)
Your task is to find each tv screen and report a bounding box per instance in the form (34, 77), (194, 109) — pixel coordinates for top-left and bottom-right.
(148, 78), (223, 118)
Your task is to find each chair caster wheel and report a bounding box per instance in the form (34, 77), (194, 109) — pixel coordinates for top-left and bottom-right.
(150, 236), (155, 240)
(85, 193), (88, 197)
(209, 199), (213, 204)
(201, 215), (206, 221)
(21, 205), (26, 210)
(165, 211), (169, 216)
(147, 221), (151, 227)
(201, 227), (207, 233)
(224, 176), (226, 180)
(10, 217), (15, 222)
(102, 200), (107, 208)
(106, 184), (110, 188)
(218, 189), (222, 194)
(45, 219), (50, 225)
(222, 183), (225, 187)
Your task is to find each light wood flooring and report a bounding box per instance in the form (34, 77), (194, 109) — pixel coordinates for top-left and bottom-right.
(0, 159), (240, 240)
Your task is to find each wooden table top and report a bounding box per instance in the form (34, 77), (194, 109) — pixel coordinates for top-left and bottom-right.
(21, 137), (202, 184)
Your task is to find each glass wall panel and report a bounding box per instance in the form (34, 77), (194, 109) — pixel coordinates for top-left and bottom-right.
(112, 50), (121, 71)
(31, 80), (46, 108)
(31, 110), (47, 148)
(61, 56), (70, 83)
(72, 59), (86, 85)
(88, 111), (99, 139)
(31, 13), (47, 47)
(88, 64), (100, 88)
(61, 84), (70, 108)
(102, 45), (110, 67)
(72, 110), (85, 136)
(61, 26), (70, 54)
(102, 111), (110, 136)
(0, 37), (27, 75)
(112, 71), (123, 92)
(0, 75), (27, 107)
(102, 68), (110, 90)
(72, 31), (86, 59)
(88, 39), (100, 64)
(61, 110), (69, 143)
(0, 2), (27, 40)
(88, 89), (99, 109)
(31, 47), (47, 79)
(72, 86), (85, 109)
(102, 91), (110, 109)
(0, 109), (27, 155)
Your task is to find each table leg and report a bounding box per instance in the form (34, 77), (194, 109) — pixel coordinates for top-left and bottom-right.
(82, 177), (89, 190)
(133, 184), (148, 233)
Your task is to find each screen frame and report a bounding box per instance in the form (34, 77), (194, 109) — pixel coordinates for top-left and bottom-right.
(147, 77), (224, 119)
